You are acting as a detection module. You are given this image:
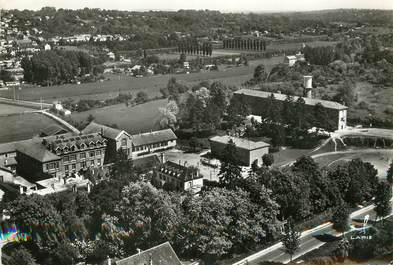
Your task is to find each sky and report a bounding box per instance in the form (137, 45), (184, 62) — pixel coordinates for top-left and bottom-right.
(1, 0), (393, 12)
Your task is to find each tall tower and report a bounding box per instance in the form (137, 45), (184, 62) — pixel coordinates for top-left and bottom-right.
(303, 75), (313, 99)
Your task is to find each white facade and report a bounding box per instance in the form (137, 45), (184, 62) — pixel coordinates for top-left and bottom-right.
(338, 109), (347, 130)
(132, 139), (176, 158)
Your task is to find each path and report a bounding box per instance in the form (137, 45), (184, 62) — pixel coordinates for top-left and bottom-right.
(40, 110), (80, 134)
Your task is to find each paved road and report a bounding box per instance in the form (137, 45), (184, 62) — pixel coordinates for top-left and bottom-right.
(234, 202), (392, 265)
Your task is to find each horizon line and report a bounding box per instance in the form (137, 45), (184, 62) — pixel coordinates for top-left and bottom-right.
(2, 7), (393, 13)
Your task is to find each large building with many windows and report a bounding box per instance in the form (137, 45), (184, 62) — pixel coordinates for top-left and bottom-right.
(16, 133), (107, 182)
(82, 122), (132, 163)
(233, 88), (348, 131)
(131, 129), (177, 158)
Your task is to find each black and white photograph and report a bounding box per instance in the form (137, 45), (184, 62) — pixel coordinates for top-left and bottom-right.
(0, 0), (393, 264)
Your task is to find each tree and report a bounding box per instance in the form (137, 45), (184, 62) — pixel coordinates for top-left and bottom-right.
(282, 219), (300, 262)
(253, 64), (268, 83)
(7, 194), (64, 248)
(227, 95), (250, 128)
(333, 79), (356, 107)
(262, 153), (274, 167)
(219, 139), (242, 187)
(189, 136), (199, 152)
(304, 45), (335, 65)
(179, 187), (279, 262)
(293, 156), (339, 214)
(269, 169), (312, 221)
(87, 114), (95, 123)
(209, 82), (227, 111)
(0, 70), (14, 82)
(374, 181), (392, 220)
(113, 181), (180, 252)
(313, 103), (334, 131)
(109, 150), (137, 184)
(332, 202), (350, 234)
(7, 247), (39, 265)
(386, 161), (393, 184)
(46, 241), (80, 265)
(159, 100), (178, 129)
(135, 91), (148, 104)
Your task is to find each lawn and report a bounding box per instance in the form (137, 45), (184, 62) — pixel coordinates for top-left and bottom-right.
(0, 56), (284, 103)
(0, 103), (35, 115)
(0, 112), (68, 143)
(70, 99), (168, 134)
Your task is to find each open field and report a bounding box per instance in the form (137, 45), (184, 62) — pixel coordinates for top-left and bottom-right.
(156, 49), (241, 60)
(266, 40), (337, 51)
(70, 99), (168, 134)
(0, 113), (68, 143)
(0, 103), (35, 115)
(0, 56), (284, 103)
(351, 82), (393, 123)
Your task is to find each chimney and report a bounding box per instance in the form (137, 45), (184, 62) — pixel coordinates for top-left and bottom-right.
(101, 127), (104, 136)
(107, 256), (111, 265)
(160, 152), (165, 164)
(303, 75), (313, 99)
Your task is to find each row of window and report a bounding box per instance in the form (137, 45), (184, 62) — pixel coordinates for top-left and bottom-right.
(55, 141), (105, 154)
(46, 162), (60, 171)
(64, 159), (102, 171)
(133, 141), (169, 152)
(63, 150), (102, 162)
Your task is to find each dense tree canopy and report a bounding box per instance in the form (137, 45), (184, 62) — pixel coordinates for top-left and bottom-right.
(21, 50), (103, 85)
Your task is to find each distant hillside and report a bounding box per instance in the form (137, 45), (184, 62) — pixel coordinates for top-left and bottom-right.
(4, 8), (393, 39)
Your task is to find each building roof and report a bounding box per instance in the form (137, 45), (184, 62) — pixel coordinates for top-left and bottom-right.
(131, 129), (177, 147)
(159, 161), (202, 182)
(16, 140), (61, 163)
(234, 89), (348, 110)
(0, 139), (31, 155)
(209, 135), (270, 151)
(116, 242), (182, 265)
(40, 124), (68, 137)
(82, 121), (128, 140)
(43, 133), (107, 154)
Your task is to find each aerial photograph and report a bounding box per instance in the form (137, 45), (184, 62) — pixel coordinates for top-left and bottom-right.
(0, 0), (393, 264)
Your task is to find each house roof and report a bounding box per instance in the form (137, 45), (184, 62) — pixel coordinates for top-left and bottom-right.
(159, 161), (202, 182)
(82, 121), (128, 140)
(116, 242), (182, 265)
(209, 135), (270, 151)
(43, 133), (107, 153)
(131, 129), (177, 147)
(234, 89), (348, 110)
(16, 140), (61, 163)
